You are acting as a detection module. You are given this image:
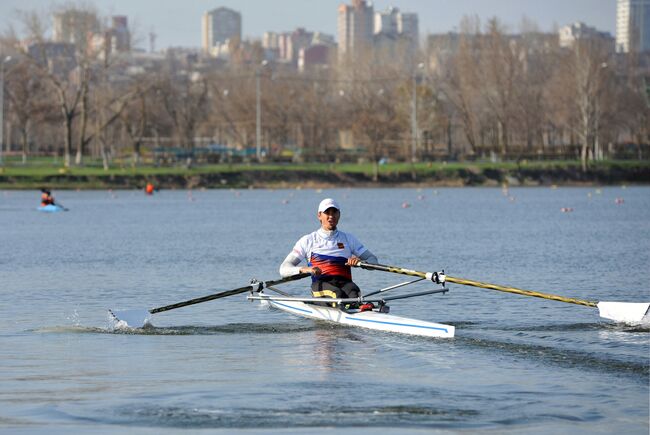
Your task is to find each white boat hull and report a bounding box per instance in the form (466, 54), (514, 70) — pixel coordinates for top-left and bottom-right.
(263, 297), (454, 338)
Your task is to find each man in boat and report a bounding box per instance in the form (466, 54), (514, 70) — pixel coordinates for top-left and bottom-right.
(279, 198), (378, 307)
(40, 189), (56, 206)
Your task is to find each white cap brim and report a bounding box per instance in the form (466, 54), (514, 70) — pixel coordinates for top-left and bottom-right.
(318, 198), (340, 213)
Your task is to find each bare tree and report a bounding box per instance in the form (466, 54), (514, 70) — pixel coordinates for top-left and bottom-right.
(89, 69), (141, 170)
(119, 79), (150, 167)
(14, 5), (101, 167)
(259, 70), (292, 155)
(438, 17), (484, 157)
(207, 72), (254, 149)
(345, 59), (405, 179)
(259, 69), (340, 158)
(479, 18), (518, 156)
(550, 38), (612, 171)
(292, 72), (341, 157)
(511, 23), (556, 156)
(153, 63), (209, 168)
(612, 55), (650, 159)
(4, 58), (53, 163)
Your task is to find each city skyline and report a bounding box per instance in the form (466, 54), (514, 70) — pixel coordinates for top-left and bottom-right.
(0, 0), (616, 50)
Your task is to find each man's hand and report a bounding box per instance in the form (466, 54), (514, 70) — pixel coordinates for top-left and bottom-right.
(300, 266), (322, 276)
(346, 256), (361, 267)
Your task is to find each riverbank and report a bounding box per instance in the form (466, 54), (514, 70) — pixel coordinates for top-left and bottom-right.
(0, 160), (648, 189)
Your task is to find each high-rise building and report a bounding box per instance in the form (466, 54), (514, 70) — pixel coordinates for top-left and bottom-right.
(375, 6), (399, 35)
(559, 22), (614, 50)
(108, 16), (130, 52)
(373, 6), (419, 60)
(52, 10), (100, 48)
(616, 0), (650, 53)
(398, 12), (419, 49)
(202, 7), (241, 53)
(291, 28), (315, 62)
(89, 15), (131, 57)
(337, 0), (374, 61)
(263, 32), (279, 51)
(298, 44), (331, 72)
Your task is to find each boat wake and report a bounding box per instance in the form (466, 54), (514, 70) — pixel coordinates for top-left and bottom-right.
(32, 322), (317, 336)
(457, 334), (649, 379)
(31, 325), (112, 334)
(73, 403), (481, 429)
(472, 322), (650, 333)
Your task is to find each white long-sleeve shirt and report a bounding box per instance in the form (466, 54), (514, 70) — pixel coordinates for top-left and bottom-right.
(279, 228), (378, 278)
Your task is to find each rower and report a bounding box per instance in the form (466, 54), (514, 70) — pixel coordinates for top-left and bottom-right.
(40, 188), (55, 206)
(279, 198), (378, 310)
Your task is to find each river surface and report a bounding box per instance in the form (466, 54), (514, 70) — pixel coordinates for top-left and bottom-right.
(1, 186), (649, 434)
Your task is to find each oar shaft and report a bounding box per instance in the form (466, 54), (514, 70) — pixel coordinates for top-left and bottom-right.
(444, 276), (597, 308)
(150, 284), (253, 314)
(149, 273), (311, 314)
(357, 262), (598, 308)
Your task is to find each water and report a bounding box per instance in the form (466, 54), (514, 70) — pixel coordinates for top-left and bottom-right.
(1, 186), (648, 433)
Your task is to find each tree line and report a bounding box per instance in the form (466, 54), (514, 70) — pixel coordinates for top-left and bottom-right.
(1, 7), (648, 172)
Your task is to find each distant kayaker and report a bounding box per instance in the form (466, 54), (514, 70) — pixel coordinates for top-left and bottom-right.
(40, 189), (56, 206)
(279, 198), (378, 307)
(145, 183), (155, 195)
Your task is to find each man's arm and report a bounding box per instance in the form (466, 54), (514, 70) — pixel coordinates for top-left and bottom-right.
(280, 253), (322, 277)
(345, 232), (377, 266)
(359, 249), (378, 264)
(279, 253), (303, 278)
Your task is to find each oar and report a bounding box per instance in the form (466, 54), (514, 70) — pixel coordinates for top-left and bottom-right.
(109, 272), (311, 328)
(355, 262), (650, 324)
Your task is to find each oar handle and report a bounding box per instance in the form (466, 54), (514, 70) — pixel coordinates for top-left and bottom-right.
(356, 261), (598, 308)
(150, 272), (311, 314)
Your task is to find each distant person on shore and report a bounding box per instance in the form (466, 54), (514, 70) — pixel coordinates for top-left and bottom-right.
(279, 198), (378, 308)
(145, 183), (155, 195)
(40, 189), (56, 206)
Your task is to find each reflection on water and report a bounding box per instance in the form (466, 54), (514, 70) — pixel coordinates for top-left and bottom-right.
(310, 327), (352, 375)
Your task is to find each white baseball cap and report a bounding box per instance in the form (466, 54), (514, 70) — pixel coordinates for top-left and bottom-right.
(317, 198), (340, 213)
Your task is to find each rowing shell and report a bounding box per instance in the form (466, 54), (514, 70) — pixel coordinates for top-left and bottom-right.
(254, 292), (455, 338)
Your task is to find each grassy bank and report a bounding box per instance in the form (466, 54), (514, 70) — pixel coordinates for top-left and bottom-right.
(0, 159), (648, 190)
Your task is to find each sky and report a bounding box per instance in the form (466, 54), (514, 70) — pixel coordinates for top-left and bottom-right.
(0, 0), (617, 50)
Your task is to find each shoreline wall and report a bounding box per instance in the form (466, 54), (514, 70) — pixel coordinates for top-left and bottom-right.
(1, 165), (649, 189)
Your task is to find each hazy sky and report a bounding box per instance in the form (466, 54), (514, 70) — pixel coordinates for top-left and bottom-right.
(0, 0), (616, 50)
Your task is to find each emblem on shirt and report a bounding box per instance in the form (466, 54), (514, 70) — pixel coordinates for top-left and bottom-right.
(337, 242), (345, 249)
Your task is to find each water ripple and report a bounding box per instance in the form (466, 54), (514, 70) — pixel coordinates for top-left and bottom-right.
(457, 335), (649, 380)
(96, 404), (482, 429)
(32, 322), (316, 336)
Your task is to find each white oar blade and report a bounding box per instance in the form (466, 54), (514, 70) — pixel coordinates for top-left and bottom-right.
(597, 302), (650, 324)
(109, 309), (151, 328)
